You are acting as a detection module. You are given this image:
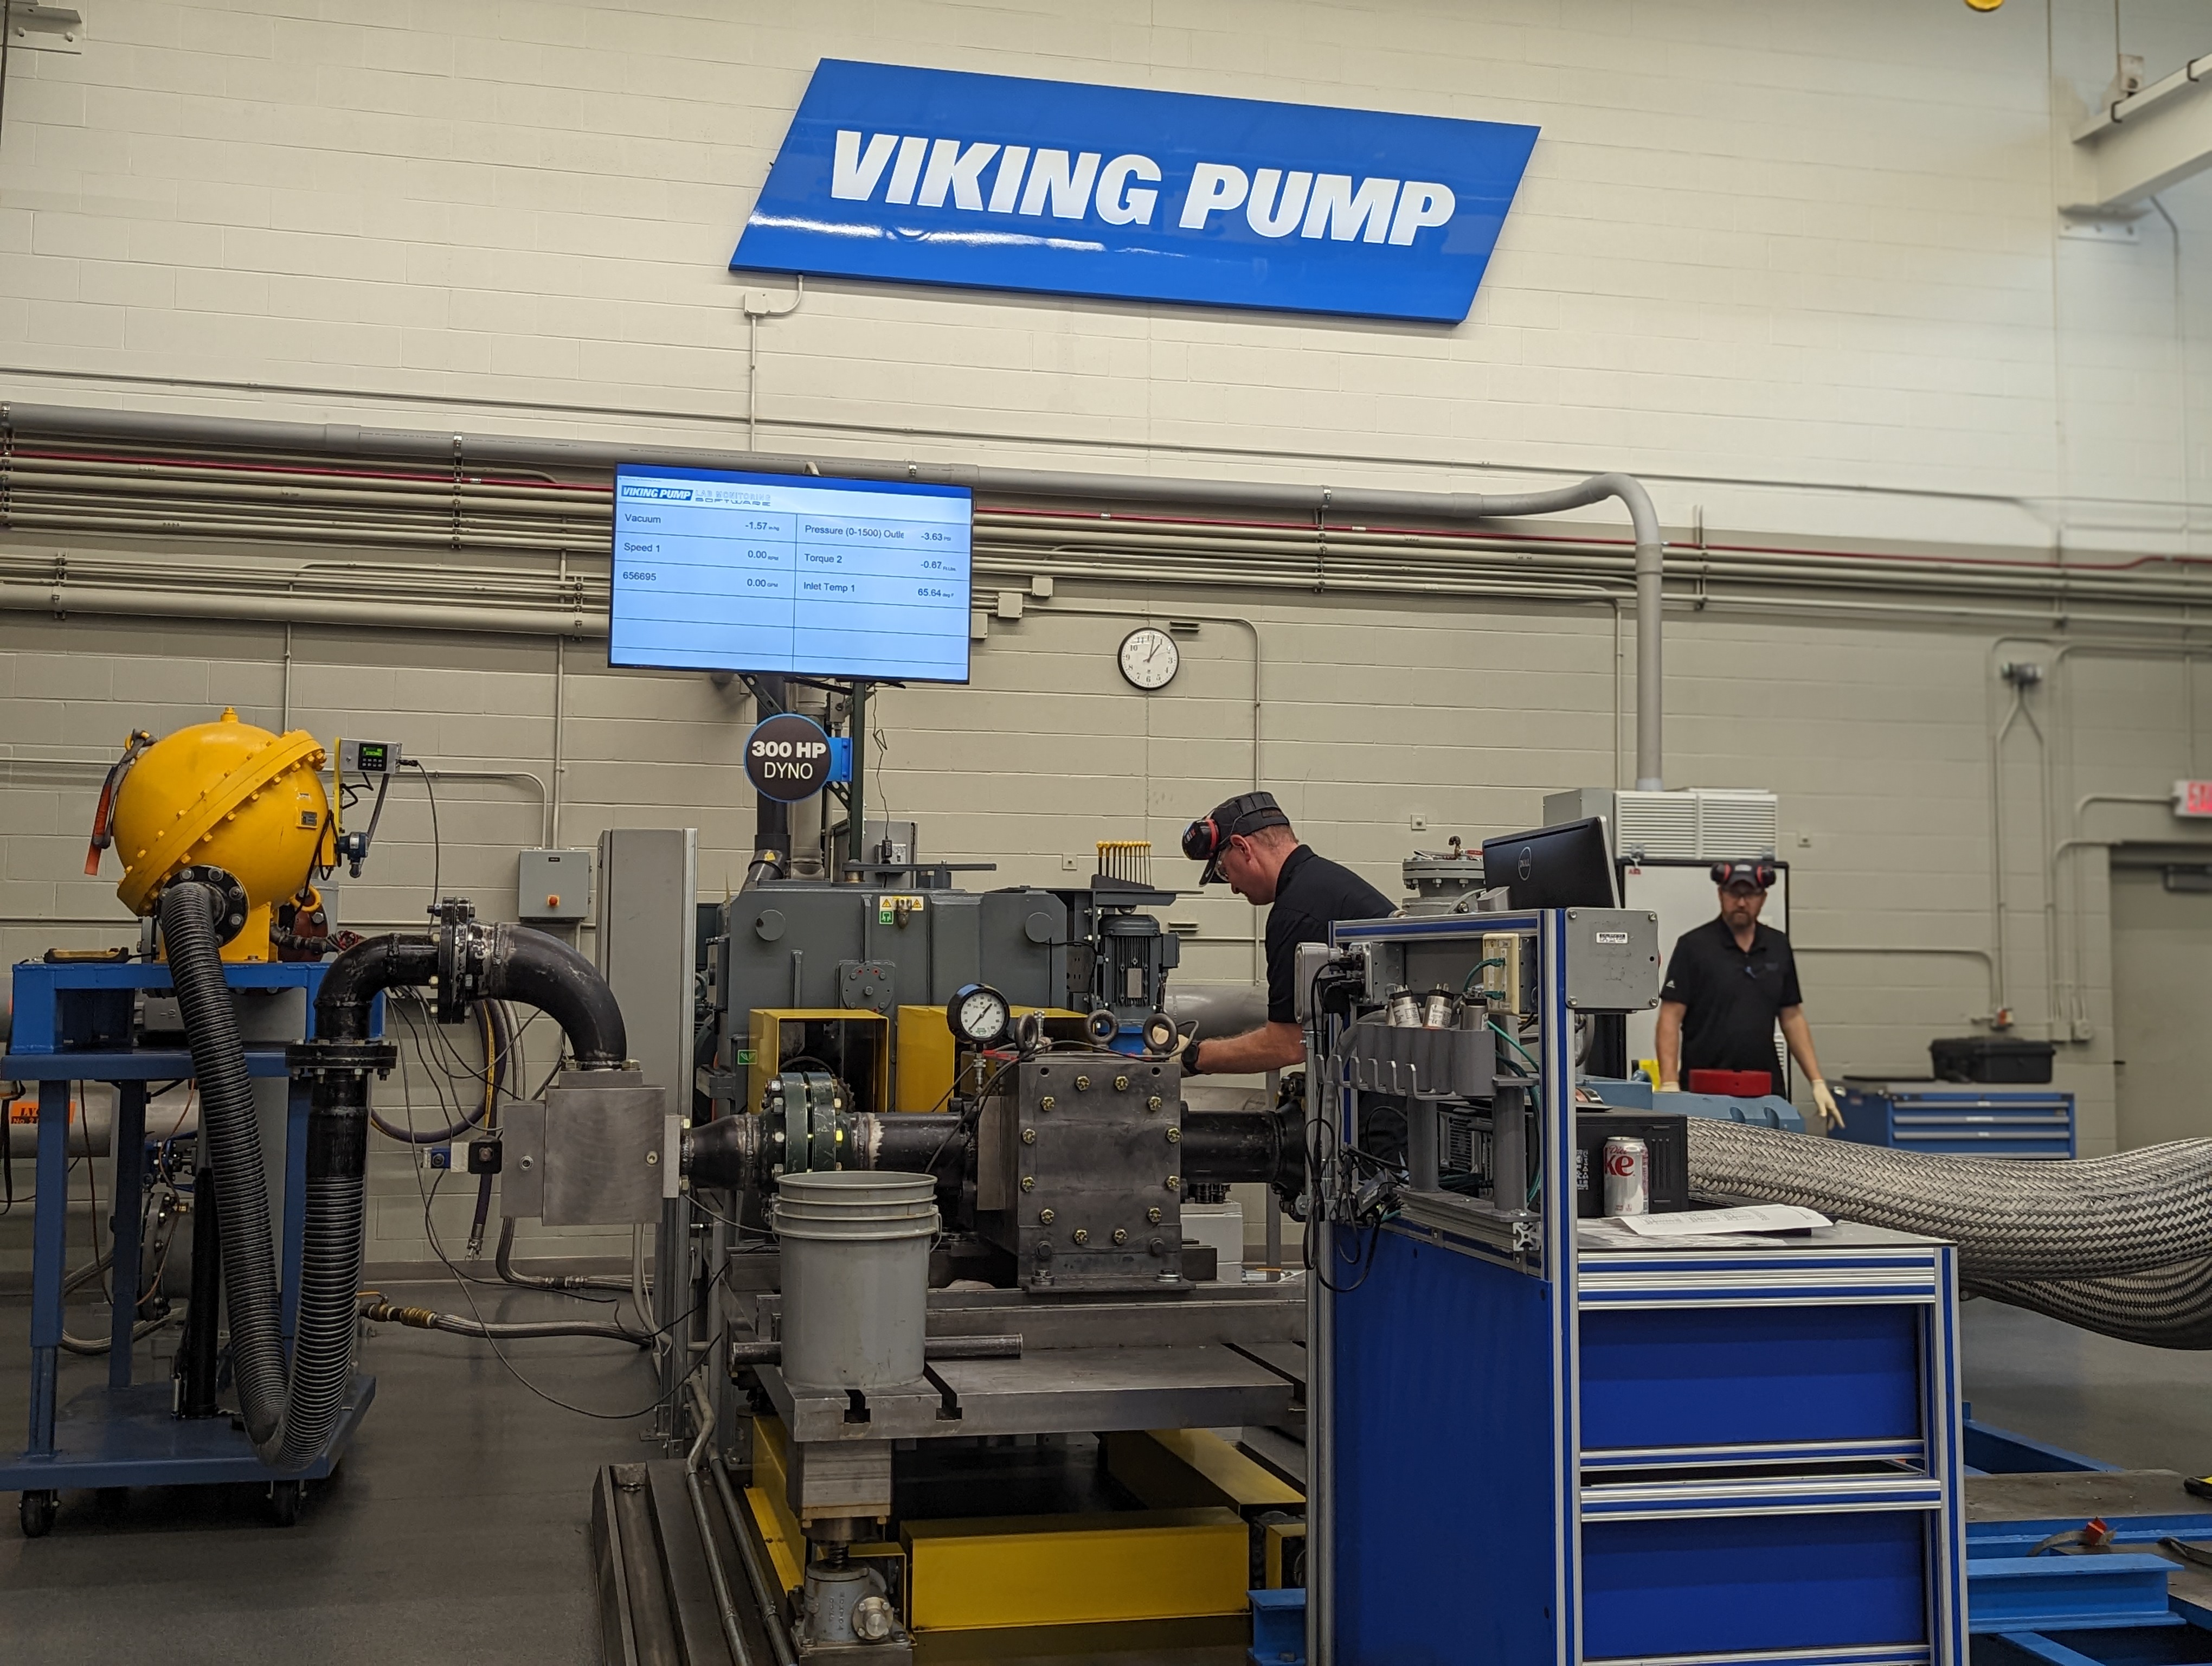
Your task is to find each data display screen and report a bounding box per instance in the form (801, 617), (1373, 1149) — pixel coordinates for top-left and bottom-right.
(609, 465), (972, 682)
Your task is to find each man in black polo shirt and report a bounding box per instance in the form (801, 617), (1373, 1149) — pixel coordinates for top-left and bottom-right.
(1178, 791), (1392, 1075)
(1655, 861), (1842, 1130)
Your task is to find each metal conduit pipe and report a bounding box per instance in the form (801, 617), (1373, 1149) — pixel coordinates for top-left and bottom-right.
(13, 436), (2212, 607)
(0, 582), (597, 638)
(4, 405), (1679, 770)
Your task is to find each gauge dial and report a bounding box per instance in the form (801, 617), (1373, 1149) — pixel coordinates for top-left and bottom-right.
(1118, 626), (1180, 690)
(948, 983), (1011, 1046)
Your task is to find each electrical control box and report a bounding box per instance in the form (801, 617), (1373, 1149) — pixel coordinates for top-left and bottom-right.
(338, 738), (404, 775)
(518, 848), (594, 922)
(1562, 908), (1663, 1011)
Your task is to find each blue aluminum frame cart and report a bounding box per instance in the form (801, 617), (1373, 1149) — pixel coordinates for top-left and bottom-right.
(2, 958), (376, 1531)
(1308, 909), (1968, 1666)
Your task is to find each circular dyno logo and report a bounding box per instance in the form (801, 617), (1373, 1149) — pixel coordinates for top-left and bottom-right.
(744, 712), (834, 803)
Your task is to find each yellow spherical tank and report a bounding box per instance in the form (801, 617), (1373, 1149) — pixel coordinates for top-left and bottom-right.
(110, 707), (332, 962)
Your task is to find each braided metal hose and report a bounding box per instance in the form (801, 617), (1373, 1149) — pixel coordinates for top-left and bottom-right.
(1684, 1118), (2212, 1281)
(1966, 1263), (2212, 1350)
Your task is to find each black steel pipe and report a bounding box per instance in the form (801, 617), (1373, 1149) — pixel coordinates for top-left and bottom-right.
(446, 921), (626, 1069)
(175, 1163), (221, 1418)
(1181, 1106), (1303, 1194)
(747, 672), (790, 888)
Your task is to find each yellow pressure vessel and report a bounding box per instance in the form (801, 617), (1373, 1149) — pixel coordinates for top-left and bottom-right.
(108, 707), (332, 962)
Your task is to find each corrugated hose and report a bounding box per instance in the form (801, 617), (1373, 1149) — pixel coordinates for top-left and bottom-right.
(1686, 1118), (2212, 1349)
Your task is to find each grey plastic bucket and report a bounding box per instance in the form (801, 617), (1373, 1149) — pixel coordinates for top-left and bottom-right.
(773, 1171), (939, 1392)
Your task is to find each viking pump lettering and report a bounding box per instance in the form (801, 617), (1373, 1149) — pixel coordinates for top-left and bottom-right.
(824, 129), (1458, 249)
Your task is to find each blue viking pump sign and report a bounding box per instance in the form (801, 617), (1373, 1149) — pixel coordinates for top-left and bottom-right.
(732, 61), (1539, 324)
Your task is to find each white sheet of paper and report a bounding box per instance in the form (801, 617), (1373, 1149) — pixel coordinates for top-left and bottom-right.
(1609, 1203), (1831, 1238)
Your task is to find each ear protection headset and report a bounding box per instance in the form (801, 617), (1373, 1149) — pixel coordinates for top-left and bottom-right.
(1710, 861), (1778, 889)
(1182, 792), (1290, 883)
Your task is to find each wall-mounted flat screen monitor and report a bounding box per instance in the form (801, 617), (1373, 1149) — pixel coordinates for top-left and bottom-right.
(609, 465), (972, 683)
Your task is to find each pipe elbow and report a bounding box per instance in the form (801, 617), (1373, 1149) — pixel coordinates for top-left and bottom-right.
(313, 934), (439, 1041)
(447, 920), (627, 1069)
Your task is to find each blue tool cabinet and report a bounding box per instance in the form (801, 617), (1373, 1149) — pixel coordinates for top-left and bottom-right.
(1835, 1081), (2075, 1159)
(1311, 911), (1966, 1666)
(1, 959), (376, 1515)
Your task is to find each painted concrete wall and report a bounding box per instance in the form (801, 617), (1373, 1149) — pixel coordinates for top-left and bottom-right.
(0, 0), (2208, 550)
(8, 0), (2212, 1277)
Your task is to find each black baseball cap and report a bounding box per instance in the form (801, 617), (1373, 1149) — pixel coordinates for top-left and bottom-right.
(1182, 791), (1292, 884)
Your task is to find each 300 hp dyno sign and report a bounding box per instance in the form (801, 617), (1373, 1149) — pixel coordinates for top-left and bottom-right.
(732, 61), (1539, 323)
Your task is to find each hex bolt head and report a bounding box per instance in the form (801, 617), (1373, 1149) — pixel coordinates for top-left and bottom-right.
(1021, 1176), (1035, 1192)
(1147, 1095), (1163, 1112)
(1148, 1237), (1166, 1255)
(1075, 1075), (1091, 1091)
(1021, 1127), (1038, 1145)
(1165, 1175), (1180, 1190)
(1165, 1127), (1181, 1143)
(1114, 1075), (1129, 1092)
(1111, 1227), (1128, 1245)
(1039, 1207), (1056, 1223)
(1072, 1227), (1089, 1245)
(1146, 1206), (1162, 1224)
(1039, 1095), (1056, 1111)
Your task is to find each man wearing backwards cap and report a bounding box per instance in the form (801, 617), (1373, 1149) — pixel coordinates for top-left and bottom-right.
(1655, 861), (1843, 1131)
(1179, 791), (1392, 1075)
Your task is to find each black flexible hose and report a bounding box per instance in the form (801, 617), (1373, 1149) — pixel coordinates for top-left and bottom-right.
(162, 882), (291, 1456)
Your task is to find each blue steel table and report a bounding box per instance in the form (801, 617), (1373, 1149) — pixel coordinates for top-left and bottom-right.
(2, 959), (375, 1524)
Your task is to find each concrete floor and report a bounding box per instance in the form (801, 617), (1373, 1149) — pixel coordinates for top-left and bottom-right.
(5, 1285), (2212, 1662)
(0, 1279), (663, 1665)
(1959, 1295), (2212, 1473)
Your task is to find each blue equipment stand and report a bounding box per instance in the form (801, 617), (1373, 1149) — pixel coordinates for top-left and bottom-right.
(1309, 911), (1967, 1666)
(2, 959), (375, 1523)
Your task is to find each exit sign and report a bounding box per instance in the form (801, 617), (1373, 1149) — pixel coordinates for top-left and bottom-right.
(2176, 780), (2212, 817)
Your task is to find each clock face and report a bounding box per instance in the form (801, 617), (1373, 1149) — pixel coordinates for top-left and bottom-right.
(1118, 626), (1179, 690)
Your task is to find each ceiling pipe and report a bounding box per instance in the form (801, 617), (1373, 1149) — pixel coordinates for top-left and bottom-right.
(1, 402), (1673, 793)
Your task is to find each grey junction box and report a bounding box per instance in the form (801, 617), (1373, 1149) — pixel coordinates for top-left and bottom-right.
(518, 848), (594, 922)
(1562, 908), (1662, 1010)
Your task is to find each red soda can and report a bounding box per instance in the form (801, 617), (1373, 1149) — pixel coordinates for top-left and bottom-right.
(1603, 1136), (1649, 1216)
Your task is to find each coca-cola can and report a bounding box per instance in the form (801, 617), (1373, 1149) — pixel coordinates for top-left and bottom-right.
(1603, 1136), (1650, 1216)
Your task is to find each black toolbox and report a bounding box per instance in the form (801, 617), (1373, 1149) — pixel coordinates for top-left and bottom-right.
(1929, 1035), (2055, 1085)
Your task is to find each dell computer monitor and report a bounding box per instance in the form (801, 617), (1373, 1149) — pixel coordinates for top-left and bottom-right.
(1481, 817), (1619, 910)
(609, 464), (973, 682)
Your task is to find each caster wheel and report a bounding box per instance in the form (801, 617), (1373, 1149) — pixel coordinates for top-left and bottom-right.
(268, 1479), (303, 1527)
(19, 1490), (57, 1538)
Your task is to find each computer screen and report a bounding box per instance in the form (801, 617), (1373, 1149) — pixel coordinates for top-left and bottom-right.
(1481, 817), (1619, 910)
(609, 465), (973, 682)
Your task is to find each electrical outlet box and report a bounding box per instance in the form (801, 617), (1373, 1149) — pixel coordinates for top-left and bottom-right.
(519, 848), (594, 922)
(1481, 931), (1533, 1017)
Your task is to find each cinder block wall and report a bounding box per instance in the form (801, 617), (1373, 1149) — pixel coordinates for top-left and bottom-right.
(7, 1), (2212, 1276)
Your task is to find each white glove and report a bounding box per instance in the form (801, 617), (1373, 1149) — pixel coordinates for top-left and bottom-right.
(1810, 1078), (1843, 1131)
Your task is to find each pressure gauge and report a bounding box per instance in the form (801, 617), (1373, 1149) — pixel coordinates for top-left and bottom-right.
(948, 983), (1011, 1047)
(1118, 626), (1179, 690)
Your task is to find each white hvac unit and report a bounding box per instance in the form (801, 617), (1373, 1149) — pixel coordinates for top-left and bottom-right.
(1543, 787), (1779, 864)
